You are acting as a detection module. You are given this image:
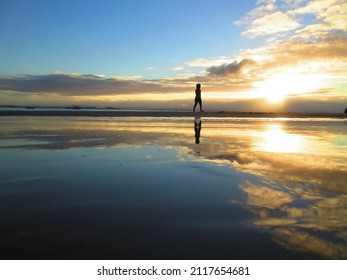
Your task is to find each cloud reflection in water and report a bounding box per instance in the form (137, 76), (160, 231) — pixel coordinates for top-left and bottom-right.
(1, 116), (346, 259)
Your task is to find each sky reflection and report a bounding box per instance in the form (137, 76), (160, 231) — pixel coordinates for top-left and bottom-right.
(257, 124), (302, 153)
(0, 116), (346, 259)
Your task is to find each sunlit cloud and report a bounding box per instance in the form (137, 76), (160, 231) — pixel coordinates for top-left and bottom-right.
(293, 23), (333, 39)
(235, 34), (347, 102)
(291, 0), (347, 35)
(110, 75), (143, 80)
(241, 11), (301, 38)
(171, 66), (184, 71)
(272, 228), (347, 259)
(235, 0), (277, 26)
(236, 0), (347, 39)
(239, 178), (347, 259)
(185, 56), (233, 67)
(241, 182), (294, 209)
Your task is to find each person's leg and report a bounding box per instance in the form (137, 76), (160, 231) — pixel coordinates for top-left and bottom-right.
(199, 99), (203, 112)
(193, 99), (198, 112)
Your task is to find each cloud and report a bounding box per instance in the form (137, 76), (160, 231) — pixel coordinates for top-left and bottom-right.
(198, 32), (346, 97)
(206, 59), (256, 77)
(235, 0), (277, 26)
(0, 69), (260, 106)
(272, 228), (347, 259)
(171, 66), (184, 71)
(0, 73), (192, 96)
(235, 0), (301, 38)
(111, 75), (143, 80)
(241, 11), (301, 38)
(293, 23), (333, 38)
(248, 34), (347, 63)
(231, 0), (347, 103)
(292, 0), (347, 32)
(232, 33), (347, 91)
(236, 0), (346, 39)
(185, 56), (232, 67)
(292, 0), (344, 17)
(241, 183), (294, 209)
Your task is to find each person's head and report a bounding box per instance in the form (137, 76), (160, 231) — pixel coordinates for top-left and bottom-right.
(196, 83), (201, 89)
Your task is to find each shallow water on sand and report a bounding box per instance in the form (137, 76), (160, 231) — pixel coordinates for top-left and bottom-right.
(0, 116), (346, 259)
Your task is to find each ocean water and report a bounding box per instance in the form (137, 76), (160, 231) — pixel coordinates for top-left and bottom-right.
(0, 116), (346, 259)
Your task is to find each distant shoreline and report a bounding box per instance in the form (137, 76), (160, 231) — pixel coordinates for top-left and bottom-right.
(0, 109), (346, 119)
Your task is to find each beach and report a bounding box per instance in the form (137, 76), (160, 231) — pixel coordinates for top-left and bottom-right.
(0, 115), (346, 260)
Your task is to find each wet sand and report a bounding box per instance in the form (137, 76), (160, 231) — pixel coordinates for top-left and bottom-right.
(0, 109), (346, 118)
(1, 116), (346, 259)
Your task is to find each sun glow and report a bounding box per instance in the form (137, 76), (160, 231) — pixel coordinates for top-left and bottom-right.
(267, 94), (285, 103)
(258, 125), (302, 153)
(254, 73), (325, 103)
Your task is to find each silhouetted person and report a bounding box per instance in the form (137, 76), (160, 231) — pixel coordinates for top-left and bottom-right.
(194, 117), (202, 144)
(345, 107), (347, 114)
(193, 83), (203, 112)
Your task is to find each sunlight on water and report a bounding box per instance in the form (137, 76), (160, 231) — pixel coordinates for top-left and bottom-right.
(257, 124), (302, 153)
(0, 116), (346, 259)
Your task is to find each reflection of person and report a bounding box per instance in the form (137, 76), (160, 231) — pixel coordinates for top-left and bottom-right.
(193, 83), (203, 112)
(194, 117), (202, 144)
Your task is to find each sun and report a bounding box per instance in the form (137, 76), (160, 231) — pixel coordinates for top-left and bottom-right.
(266, 94), (285, 103)
(254, 73), (324, 103)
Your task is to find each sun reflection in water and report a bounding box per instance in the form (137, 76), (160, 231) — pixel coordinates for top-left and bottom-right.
(258, 124), (302, 153)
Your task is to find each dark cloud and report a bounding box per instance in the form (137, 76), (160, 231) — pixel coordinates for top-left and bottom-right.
(206, 59), (255, 77)
(0, 70), (256, 101)
(0, 73), (192, 96)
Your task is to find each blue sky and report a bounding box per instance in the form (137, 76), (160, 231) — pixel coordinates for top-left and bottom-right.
(0, 0), (346, 112)
(0, 0), (254, 77)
